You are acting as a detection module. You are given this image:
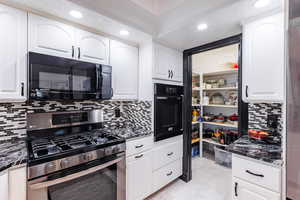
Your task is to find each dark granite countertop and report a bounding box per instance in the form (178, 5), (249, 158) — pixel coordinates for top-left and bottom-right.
(0, 138), (27, 172)
(227, 135), (282, 167)
(103, 128), (153, 140)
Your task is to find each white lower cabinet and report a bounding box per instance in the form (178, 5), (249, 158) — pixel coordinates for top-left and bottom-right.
(126, 135), (183, 200)
(126, 150), (152, 200)
(232, 155), (281, 200)
(0, 170), (8, 200)
(8, 166), (27, 200)
(0, 165), (26, 200)
(152, 158), (182, 193)
(233, 177), (280, 200)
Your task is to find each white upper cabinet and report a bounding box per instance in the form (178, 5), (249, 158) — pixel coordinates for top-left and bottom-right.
(29, 14), (109, 64)
(0, 4), (27, 102)
(153, 43), (183, 83)
(110, 40), (138, 100)
(242, 12), (284, 103)
(76, 29), (109, 64)
(29, 13), (75, 59)
(171, 50), (183, 82)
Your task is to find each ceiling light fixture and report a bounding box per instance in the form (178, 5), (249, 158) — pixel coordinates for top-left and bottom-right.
(254, 0), (270, 8)
(120, 30), (130, 36)
(197, 23), (208, 31)
(69, 10), (83, 19)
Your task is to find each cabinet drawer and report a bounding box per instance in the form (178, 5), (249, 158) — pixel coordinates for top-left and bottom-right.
(126, 136), (153, 157)
(152, 140), (183, 170)
(152, 158), (182, 193)
(232, 155), (281, 193)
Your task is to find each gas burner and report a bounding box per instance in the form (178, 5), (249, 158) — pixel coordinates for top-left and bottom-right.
(29, 131), (122, 159)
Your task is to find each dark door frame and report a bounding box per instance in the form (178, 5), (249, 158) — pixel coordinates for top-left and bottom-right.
(181, 34), (248, 182)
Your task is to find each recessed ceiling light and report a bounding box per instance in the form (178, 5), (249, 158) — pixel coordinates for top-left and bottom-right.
(254, 0), (270, 8)
(197, 23), (208, 31)
(120, 30), (130, 36)
(69, 10), (83, 19)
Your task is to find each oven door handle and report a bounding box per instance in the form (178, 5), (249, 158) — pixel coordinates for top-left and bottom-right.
(28, 157), (123, 190)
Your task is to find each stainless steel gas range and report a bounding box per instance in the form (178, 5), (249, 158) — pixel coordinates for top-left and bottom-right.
(26, 110), (126, 200)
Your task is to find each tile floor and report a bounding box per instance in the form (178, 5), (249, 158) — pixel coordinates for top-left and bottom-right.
(146, 158), (232, 200)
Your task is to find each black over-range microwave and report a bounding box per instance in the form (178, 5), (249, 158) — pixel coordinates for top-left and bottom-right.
(154, 83), (184, 141)
(28, 52), (113, 101)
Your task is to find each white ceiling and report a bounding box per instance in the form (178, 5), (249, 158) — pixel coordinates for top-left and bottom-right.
(0, 0), (283, 50)
(68, 0), (283, 50)
(129, 0), (186, 16)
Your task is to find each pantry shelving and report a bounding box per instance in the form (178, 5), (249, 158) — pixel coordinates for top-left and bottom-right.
(191, 68), (239, 159)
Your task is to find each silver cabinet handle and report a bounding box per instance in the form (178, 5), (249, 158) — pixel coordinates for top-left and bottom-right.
(135, 144), (144, 149)
(246, 85), (248, 98)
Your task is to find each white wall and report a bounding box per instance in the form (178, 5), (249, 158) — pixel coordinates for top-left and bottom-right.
(192, 44), (239, 73)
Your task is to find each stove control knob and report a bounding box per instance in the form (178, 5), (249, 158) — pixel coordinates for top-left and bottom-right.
(105, 147), (113, 155)
(113, 146), (120, 153)
(45, 162), (56, 172)
(60, 159), (69, 169)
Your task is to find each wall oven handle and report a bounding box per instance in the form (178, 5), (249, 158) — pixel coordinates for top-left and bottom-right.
(156, 96), (168, 100)
(181, 94), (184, 132)
(28, 157), (123, 190)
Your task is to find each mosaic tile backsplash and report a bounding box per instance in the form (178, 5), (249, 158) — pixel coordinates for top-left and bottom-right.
(248, 103), (283, 132)
(0, 100), (152, 141)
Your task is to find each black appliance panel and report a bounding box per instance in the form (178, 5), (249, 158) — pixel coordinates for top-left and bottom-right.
(154, 84), (183, 141)
(29, 52), (113, 100)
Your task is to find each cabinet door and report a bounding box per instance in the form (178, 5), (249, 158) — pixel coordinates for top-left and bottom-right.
(76, 29), (109, 64)
(29, 14), (75, 59)
(170, 50), (183, 82)
(0, 4), (27, 102)
(153, 43), (171, 80)
(0, 171), (8, 200)
(8, 166), (27, 200)
(233, 178), (280, 200)
(242, 13), (284, 103)
(110, 40), (138, 100)
(126, 151), (152, 200)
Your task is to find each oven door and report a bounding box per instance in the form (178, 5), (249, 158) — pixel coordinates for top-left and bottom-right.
(28, 154), (125, 200)
(154, 95), (183, 141)
(29, 52), (99, 100)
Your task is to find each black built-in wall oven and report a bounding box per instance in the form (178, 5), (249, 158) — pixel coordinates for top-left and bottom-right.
(154, 83), (184, 141)
(29, 52), (113, 101)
